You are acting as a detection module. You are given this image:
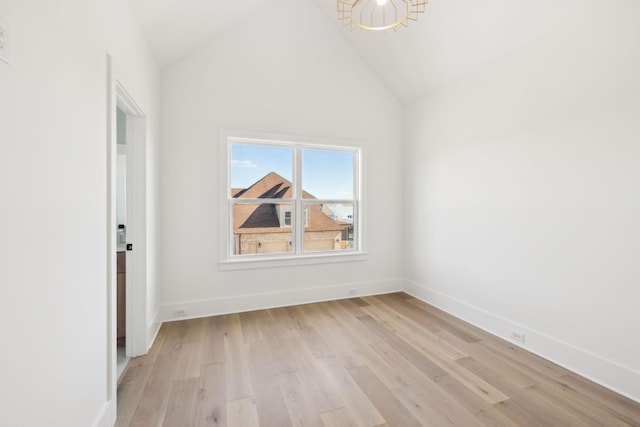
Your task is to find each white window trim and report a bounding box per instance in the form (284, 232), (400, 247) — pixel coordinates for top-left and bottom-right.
(218, 129), (366, 270)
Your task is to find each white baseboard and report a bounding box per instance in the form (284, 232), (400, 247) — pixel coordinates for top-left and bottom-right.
(93, 399), (115, 427)
(158, 278), (403, 322)
(147, 307), (162, 351)
(405, 279), (640, 404)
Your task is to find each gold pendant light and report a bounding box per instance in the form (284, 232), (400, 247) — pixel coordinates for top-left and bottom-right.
(337, 0), (428, 32)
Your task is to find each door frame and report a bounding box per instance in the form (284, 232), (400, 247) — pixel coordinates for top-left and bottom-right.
(106, 54), (148, 408)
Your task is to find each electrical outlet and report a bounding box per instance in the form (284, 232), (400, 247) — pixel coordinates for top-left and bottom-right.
(348, 289), (357, 296)
(174, 308), (187, 317)
(0, 15), (11, 64)
(510, 330), (525, 344)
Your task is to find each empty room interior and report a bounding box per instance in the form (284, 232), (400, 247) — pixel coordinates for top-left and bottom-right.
(1, 0), (639, 426)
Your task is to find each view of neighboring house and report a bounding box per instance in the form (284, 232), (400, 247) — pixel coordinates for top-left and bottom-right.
(232, 172), (351, 254)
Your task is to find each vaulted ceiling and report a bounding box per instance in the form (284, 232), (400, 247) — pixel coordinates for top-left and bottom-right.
(128, 0), (581, 103)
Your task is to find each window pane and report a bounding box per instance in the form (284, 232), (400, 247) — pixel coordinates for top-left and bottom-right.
(302, 149), (354, 199)
(231, 144), (293, 199)
(232, 202), (293, 255)
(303, 203), (355, 252)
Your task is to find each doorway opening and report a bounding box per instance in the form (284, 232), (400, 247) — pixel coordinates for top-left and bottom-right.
(113, 84), (147, 366)
(115, 106), (129, 378)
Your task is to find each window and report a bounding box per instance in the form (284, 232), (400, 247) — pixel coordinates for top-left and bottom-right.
(221, 132), (362, 266)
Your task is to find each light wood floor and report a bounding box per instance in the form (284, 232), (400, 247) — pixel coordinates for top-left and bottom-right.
(116, 293), (640, 427)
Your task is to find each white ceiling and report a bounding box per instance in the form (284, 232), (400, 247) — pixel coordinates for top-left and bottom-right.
(128, 0), (282, 68)
(128, 0), (580, 103)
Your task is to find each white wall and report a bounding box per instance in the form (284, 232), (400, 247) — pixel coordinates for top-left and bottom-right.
(404, 2), (640, 401)
(0, 0), (160, 425)
(159, 0), (404, 320)
(105, 6), (163, 358)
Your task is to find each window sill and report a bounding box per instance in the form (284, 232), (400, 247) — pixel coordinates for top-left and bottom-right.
(219, 251), (368, 271)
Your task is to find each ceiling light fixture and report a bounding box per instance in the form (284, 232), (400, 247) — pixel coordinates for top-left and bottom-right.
(337, 0), (428, 32)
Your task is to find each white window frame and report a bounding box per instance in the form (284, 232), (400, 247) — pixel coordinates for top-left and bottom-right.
(219, 129), (367, 270)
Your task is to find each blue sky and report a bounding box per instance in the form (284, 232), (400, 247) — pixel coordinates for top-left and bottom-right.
(231, 144), (354, 199)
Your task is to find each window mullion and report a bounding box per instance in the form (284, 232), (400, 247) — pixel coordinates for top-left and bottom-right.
(355, 149), (361, 251)
(294, 146), (303, 254)
(228, 199), (232, 258)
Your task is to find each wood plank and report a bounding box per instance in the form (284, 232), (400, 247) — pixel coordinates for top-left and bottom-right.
(277, 371), (324, 427)
(418, 350), (510, 404)
(362, 302), (468, 361)
(525, 382), (623, 427)
(348, 297), (370, 307)
(227, 398), (260, 427)
(162, 378), (199, 427)
(530, 377), (638, 427)
(358, 314), (448, 379)
(295, 302), (366, 369)
(555, 373), (640, 424)
(223, 313), (253, 401)
(319, 408), (358, 427)
(240, 310), (272, 344)
(256, 316), (298, 375)
(296, 366), (345, 414)
(493, 388), (587, 427)
(194, 363), (226, 427)
(325, 300), (383, 345)
(406, 297), (497, 341)
(369, 340), (433, 387)
(378, 294), (482, 343)
(157, 333), (188, 359)
(247, 340), (293, 427)
(183, 317), (209, 343)
(160, 320), (191, 353)
(457, 354), (537, 399)
(392, 380), (485, 427)
(434, 330), (537, 389)
(115, 364), (153, 427)
(270, 307), (303, 340)
(128, 352), (180, 427)
(283, 305), (315, 329)
(200, 315), (225, 365)
(335, 299), (366, 317)
(477, 338), (569, 379)
(284, 339), (345, 413)
(351, 345), (407, 390)
(175, 341), (204, 380)
(347, 365), (422, 427)
(126, 327), (166, 369)
(316, 356), (386, 427)
(457, 356), (578, 426)
(433, 373), (520, 427)
(308, 301), (380, 351)
(298, 326), (335, 359)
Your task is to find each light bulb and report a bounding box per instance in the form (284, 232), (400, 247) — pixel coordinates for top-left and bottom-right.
(376, 0), (388, 5)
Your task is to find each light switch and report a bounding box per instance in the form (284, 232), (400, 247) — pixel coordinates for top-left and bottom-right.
(0, 15), (12, 64)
